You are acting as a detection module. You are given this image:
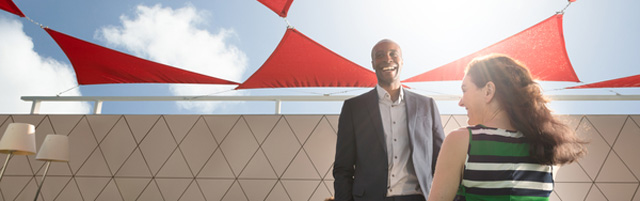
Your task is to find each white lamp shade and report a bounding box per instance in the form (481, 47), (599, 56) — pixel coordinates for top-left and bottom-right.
(0, 123), (36, 155)
(35, 134), (69, 162)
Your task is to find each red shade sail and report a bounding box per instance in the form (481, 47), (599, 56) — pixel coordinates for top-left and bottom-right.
(258, 0), (294, 18)
(403, 14), (579, 83)
(236, 28), (377, 89)
(567, 74), (640, 89)
(0, 0), (25, 17)
(45, 28), (239, 85)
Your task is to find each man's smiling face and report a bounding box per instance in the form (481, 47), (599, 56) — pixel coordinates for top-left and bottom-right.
(371, 40), (403, 87)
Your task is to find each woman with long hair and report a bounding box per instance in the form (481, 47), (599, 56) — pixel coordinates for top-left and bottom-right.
(427, 54), (587, 201)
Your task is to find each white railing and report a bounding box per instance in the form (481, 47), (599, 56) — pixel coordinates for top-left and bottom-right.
(21, 94), (640, 114)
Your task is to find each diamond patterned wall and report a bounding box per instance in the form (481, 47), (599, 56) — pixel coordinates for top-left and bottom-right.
(0, 114), (638, 201)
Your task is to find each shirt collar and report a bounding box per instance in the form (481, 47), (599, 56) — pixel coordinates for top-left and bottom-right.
(376, 84), (404, 104)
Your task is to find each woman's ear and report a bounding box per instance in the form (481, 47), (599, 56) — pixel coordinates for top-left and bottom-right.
(484, 81), (496, 103)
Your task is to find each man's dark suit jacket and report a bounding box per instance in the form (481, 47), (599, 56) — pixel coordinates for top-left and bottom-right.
(333, 88), (445, 201)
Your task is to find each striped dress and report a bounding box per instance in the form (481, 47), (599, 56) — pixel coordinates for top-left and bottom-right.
(454, 125), (554, 201)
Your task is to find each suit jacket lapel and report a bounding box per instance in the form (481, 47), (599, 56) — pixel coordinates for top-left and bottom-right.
(364, 89), (387, 154)
(404, 91), (417, 149)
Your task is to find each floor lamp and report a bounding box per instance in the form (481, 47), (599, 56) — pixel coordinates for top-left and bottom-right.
(33, 134), (69, 201)
(0, 123), (36, 183)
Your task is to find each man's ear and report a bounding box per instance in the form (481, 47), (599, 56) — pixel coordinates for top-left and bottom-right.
(484, 81), (496, 103)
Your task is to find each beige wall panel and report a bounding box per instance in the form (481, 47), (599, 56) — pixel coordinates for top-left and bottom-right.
(243, 115), (282, 144)
(261, 117), (301, 177)
(614, 118), (640, 177)
(0, 114), (637, 200)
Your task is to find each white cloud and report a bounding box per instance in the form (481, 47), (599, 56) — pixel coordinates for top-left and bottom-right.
(96, 4), (247, 113)
(0, 16), (90, 114)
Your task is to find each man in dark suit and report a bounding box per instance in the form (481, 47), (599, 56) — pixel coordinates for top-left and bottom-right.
(333, 39), (445, 201)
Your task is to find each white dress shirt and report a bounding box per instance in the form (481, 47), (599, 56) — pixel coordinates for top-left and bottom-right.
(376, 85), (422, 196)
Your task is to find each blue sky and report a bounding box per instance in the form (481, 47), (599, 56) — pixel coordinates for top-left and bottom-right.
(0, 0), (638, 114)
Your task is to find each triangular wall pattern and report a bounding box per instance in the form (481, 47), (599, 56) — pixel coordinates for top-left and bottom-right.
(0, 114), (637, 200)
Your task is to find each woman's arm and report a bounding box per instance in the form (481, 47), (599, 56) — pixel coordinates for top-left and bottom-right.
(427, 128), (470, 201)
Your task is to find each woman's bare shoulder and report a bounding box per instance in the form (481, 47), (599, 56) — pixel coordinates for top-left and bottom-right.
(447, 127), (470, 139)
(443, 127), (470, 148)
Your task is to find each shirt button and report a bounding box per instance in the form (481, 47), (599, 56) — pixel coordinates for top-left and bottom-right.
(392, 174), (395, 177)
(394, 156), (398, 159)
(393, 121), (396, 124)
(394, 138), (397, 141)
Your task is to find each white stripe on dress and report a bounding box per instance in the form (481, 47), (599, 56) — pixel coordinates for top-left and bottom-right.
(461, 180), (554, 191)
(471, 128), (524, 138)
(466, 162), (552, 172)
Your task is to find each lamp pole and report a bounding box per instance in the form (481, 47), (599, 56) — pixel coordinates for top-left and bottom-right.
(33, 161), (52, 201)
(0, 151), (14, 183)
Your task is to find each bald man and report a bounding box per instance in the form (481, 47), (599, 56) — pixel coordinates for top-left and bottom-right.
(333, 39), (445, 201)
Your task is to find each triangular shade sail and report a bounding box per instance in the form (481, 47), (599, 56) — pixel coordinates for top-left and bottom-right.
(236, 28), (377, 89)
(403, 14), (579, 83)
(567, 74), (640, 89)
(45, 28), (239, 85)
(258, 0), (294, 18)
(0, 0), (25, 17)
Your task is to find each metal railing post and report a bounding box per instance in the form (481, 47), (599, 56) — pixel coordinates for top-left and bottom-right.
(30, 100), (41, 115)
(93, 101), (103, 114)
(275, 99), (282, 115)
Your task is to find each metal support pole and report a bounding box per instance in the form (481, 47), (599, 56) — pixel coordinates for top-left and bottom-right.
(275, 100), (282, 115)
(33, 161), (51, 201)
(30, 101), (41, 115)
(0, 152), (14, 183)
(93, 101), (103, 114)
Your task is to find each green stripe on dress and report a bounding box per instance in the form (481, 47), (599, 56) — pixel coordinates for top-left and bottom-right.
(470, 140), (529, 157)
(465, 194), (549, 201)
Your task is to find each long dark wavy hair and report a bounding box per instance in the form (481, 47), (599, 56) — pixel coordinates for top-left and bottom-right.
(465, 54), (587, 165)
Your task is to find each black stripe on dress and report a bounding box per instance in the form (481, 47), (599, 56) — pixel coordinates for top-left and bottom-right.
(464, 170), (553, 183)
(468, 155), (537, 163)
(465, 187), (552, 197)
